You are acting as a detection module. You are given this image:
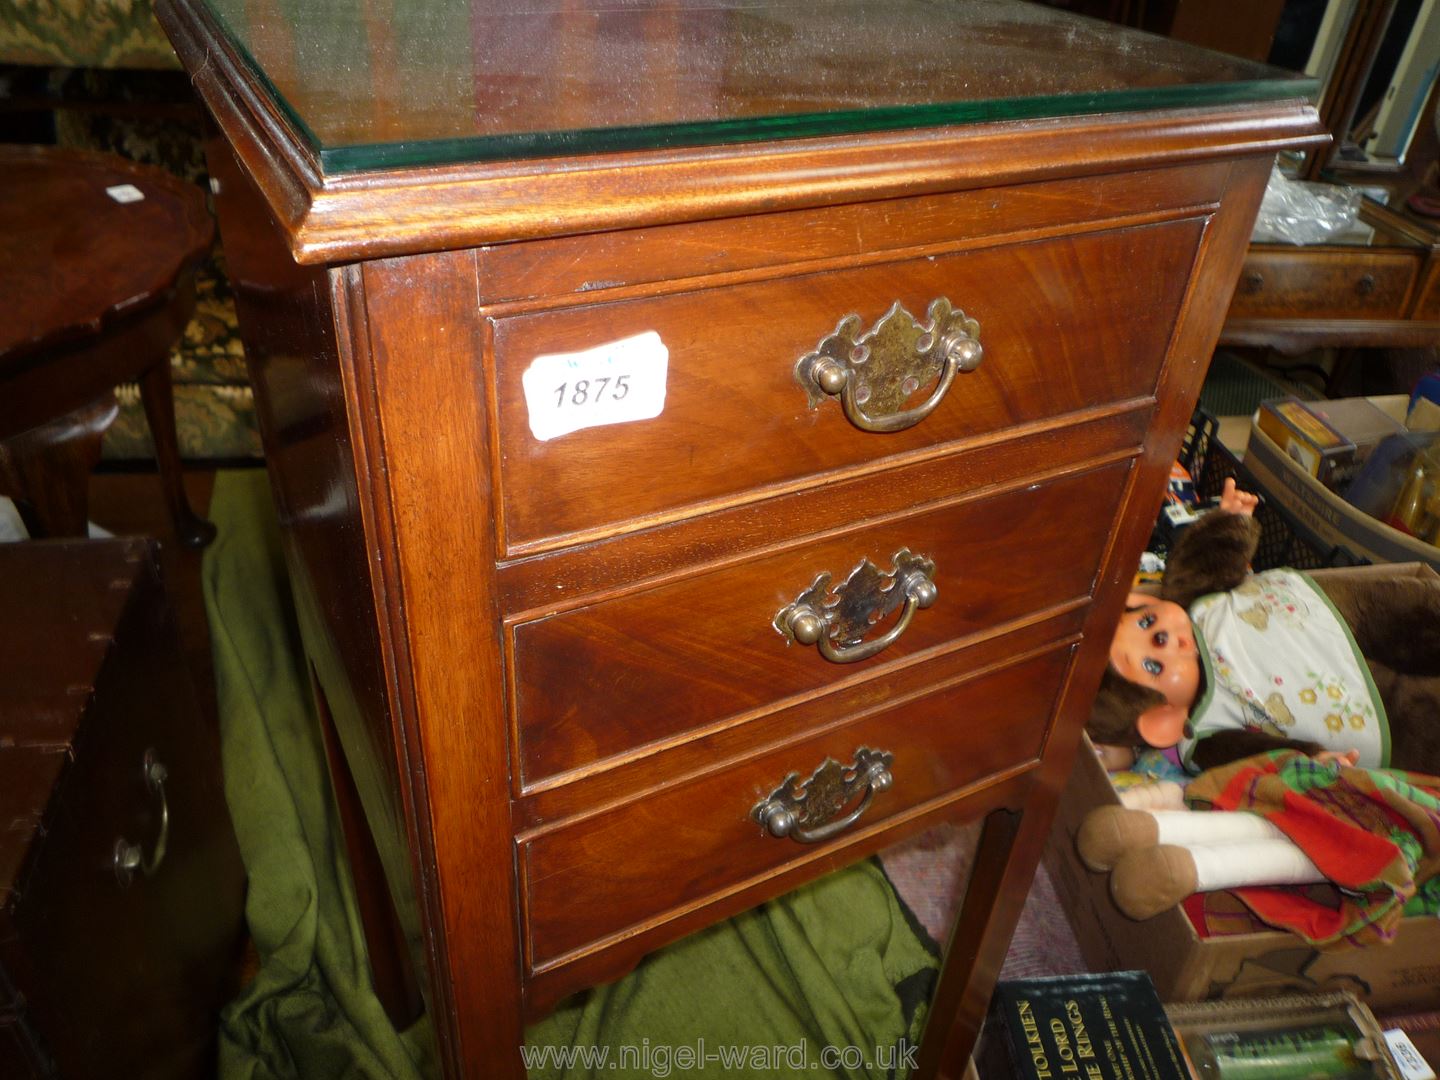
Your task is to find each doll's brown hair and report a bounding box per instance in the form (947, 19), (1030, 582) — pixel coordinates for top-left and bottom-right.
(1087, 664), (1167, 748)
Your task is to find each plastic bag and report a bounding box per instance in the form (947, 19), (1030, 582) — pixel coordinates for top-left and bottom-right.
(1251, 165), (1362, 245)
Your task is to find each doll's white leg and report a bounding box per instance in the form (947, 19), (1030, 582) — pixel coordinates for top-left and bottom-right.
(1110, 838), (1324, 920)
(1188, 839), (1324, 891)
(1117, 781), (1187, 811)
(1150, 809), (1290, 848)
(1078, 805), (1286, 871)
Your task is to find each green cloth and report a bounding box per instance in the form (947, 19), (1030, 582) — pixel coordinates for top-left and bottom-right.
(203, 469), (939, 1079)
(524, 863), (938, 1079)
(203, 468), (435, 1080)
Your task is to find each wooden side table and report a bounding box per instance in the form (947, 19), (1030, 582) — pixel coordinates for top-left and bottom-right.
(0, 146), (217, 547)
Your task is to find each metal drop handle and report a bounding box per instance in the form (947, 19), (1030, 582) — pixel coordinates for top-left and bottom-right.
(795, 298), (982, 433)
(775, 549), (937, 664)
(754, 748), (894, 844)
(114, 749), (169, 887)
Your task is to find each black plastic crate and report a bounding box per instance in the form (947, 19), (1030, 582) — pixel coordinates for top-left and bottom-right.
(1157, 409), (1368, 573)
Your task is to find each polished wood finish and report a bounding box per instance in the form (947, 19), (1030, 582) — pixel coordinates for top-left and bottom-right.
(161, 0), (1322, 268)
(522, 644), (1071, 973)
(0, 396), (117, 539)
(1229, 247), (1416, 320)
(157, 0), (1325, 1073)
(0, 147), (210, 358)
(475, 164), (1228, 304)
(1218, 0), (1440, 355)
(513, 464), (1127, 785)
(0, 539), (246, 1079)
(0, 146), (217, 547)
(1417, 257), (1440, 321)
(1220, 199), (1440, 353)
(491, 220), (1201, 551)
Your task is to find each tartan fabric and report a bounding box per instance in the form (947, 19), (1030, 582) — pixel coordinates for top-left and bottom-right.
(1184, 751), (1440, 947)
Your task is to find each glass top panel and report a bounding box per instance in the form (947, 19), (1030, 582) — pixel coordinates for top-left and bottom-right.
(1313, 217), (1425, 249)
(200, 0), (1317, 173)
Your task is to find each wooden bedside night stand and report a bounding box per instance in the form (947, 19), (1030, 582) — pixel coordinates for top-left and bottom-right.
(154, 1), (1325, 1074)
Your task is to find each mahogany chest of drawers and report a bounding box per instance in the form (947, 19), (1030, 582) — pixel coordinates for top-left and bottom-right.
(156, 1), (1324, 1074)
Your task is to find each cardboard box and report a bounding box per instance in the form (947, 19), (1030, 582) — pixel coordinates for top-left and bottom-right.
(1244, 419), (1440, 573)
(1255, 396), (1359, 489)
(1043, 724), (1440, 1013)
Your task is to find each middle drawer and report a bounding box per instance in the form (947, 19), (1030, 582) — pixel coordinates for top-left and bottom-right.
(510, 459), (1128, 788)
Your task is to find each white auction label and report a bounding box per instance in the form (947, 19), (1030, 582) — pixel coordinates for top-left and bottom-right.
(105, 184), (145, 203)
(521, 331), (668, 442)
(1385, 1029), (1437, 1080)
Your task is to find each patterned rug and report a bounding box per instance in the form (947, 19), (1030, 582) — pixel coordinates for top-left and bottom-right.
(879, 818), (1089, 981)
(102, 247), (260, 463)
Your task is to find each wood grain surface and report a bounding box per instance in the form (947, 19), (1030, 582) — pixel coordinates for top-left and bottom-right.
(1229, 248), (1416, 320)
(512, 463), (1127, 785)
(490, 220), (1202, 552)
(0, 541), (244, 1079)
(0, 146), (212, 361)
(522, 644), (1072, 971)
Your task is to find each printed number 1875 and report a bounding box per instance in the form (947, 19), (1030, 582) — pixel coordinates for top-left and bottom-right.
(554, 375), (630, 409)
(522, 331), (666, 441)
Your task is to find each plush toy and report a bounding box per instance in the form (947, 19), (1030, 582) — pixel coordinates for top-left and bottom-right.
(1088, 478), (1440, 775)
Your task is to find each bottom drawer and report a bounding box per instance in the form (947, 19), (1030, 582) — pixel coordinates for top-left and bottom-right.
(520, 641), (1074, 972)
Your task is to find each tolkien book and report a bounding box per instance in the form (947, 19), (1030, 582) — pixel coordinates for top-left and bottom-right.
(979, 971), (1189, 1080)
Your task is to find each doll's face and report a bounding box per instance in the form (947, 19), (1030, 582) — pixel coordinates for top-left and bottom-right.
(1109, 600), (1200, 711)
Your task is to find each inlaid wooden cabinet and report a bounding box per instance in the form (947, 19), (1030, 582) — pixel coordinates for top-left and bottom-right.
(155, 0), (1324, 1074)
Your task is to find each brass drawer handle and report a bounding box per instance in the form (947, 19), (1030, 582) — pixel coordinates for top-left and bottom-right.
(1356, 273), (1376, 296)
(1241, 270), (1265, 295)
(795, 298), (982, 433)
(774, 548), (936, 664)
(114, 749), (170, 887)
(753, 748), (894, 843)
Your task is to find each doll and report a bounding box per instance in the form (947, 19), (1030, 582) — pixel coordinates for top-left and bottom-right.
(1088, 478), (1440, 775)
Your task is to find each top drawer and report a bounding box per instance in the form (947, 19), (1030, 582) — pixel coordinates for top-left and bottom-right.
(489, 215), (1205, 554)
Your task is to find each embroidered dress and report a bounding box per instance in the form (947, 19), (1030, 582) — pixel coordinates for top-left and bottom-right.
(1178, 569), (1389, 772)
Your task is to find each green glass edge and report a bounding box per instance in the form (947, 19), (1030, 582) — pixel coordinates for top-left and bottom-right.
(204, 3), (1317, 176)
(318, 79), (1321, 173)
